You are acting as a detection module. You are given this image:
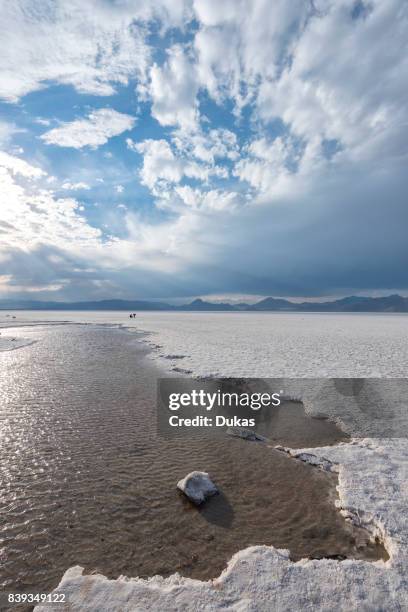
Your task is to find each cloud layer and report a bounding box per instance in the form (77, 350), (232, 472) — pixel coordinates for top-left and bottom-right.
(0, 0), (407, 299)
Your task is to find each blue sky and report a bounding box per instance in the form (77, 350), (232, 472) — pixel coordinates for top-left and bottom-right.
(0, 0), (407, 301)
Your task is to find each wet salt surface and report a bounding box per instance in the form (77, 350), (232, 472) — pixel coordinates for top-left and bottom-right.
(0, 324), (386, 602)
(0, 333), (33, 352)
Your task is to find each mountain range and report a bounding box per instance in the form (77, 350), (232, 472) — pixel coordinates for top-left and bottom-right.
(1, 295), (408, 312)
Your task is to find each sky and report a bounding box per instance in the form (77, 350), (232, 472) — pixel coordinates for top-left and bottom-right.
(0, 0), (407, 302)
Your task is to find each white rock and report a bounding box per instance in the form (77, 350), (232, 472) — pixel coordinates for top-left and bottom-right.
(177, 471), (218, 505)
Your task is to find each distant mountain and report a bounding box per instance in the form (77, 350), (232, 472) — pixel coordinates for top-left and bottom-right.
(0, 294), (407, 312)
(325, 294), (408, 312)
(178, 298), (236, 311)
(249, 294), (408, 313)
(248, 297), (299, 311)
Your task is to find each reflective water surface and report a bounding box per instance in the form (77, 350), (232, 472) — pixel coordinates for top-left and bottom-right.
(0, 324), (386, 599)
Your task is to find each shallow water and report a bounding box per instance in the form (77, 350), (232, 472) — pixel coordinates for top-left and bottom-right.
(0, 324), (386, 599)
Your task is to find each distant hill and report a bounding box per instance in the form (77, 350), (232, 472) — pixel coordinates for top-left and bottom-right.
(178, 298), (236, 311)
(248, 297), (299, 311)
(248, 294), (408, 313)
(1, 294), (408, 312)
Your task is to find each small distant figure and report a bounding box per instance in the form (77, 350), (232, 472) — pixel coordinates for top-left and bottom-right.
(129, 313), (137, 318)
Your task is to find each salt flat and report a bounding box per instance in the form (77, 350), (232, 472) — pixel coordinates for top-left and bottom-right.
(2, 311), (407, 611)
(0, 323), (34, 351)
(3, 310), (408, 377)
(0, 336), (32, 351)
(131, 311), (408, 378)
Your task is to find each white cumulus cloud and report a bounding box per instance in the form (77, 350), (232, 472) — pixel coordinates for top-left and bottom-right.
(128, 137), (229, 196)
(148, 45), (199, 130)
(41, 109), (136, 149)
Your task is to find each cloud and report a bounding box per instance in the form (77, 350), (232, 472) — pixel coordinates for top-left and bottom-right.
(35, 118), (52, 127)
(41, 109), (136, 149)
(1, 0), (408, 299)
(148, 44), (199, 130)
(233, 136), (308, 198)
(0, 152), (209, 298)
(175, 185), (245, 211)
(61, 181), (91, 190)
(0, 121), (25, 147)
(193, 0), (308, 108)
(128, 137), (227, 195)
(0, 154), (101, 254)
(0, 151), (46, 179)
(0, 0), (193, 102)
(256, 0), (408, 163)
(1, 145), (407, 301)
(0, 274), (64, 294)
(173, 128), (239, 164)
(129, 138), (184, 189)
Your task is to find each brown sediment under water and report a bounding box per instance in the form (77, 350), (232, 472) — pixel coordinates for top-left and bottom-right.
(0, 324), (388, 600)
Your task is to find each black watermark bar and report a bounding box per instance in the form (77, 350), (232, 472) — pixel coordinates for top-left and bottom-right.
(157, 378), (408, 439)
